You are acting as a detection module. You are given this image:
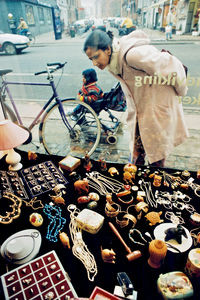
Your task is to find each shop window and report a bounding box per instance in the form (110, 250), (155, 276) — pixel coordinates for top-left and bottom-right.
(38, 7), (45, 25)
(46, 9), (52, 25)
(25, 5), (35, 25)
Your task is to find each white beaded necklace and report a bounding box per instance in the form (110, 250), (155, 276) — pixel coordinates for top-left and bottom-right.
(67, 205), (97, 281)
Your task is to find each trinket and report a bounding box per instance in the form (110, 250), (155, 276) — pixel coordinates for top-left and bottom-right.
(74, 179), (89, 194)
(49, 195), (65, 205)
(108, 167), (119, 177)
(59, 232), (70, 249)
(190, 212), (200, 226)
(76, 208), (104, 234)
(153, 174), (162, 187)
(87, 200), (98, 210)
(88, 192), (100, 201)
(135, 202), (149, 213)
(77, 196), (90, 204)
(101, 247), (116, 264)
(197, 170), (200, 180)
(29, 213), (43, 227)
(123, 171), (134, 185)
(83, 151), (93, 171)
(116, 190), (131, 197)
(59, 155), (81, 172)
(148, 239), (167, 268)
(164, 224), (187, 244)
(181, 170), (191, 180)
(123, 163), (137, 179)
(145, 211), (163, 226)
(28, 150), (37, 161)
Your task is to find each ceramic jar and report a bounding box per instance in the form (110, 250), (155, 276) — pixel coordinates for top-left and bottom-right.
(148, 239), (167, 268)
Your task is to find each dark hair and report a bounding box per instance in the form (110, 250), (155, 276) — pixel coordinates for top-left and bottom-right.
(82, 68), (97, 84)
(83, 30), (114, 52)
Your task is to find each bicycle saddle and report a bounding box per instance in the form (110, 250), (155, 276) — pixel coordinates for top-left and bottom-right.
(0, 69), (13, 76)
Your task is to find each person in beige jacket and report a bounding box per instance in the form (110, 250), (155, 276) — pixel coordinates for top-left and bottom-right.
(83, 29), (188, 167)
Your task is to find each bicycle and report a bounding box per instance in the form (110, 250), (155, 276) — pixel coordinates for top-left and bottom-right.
(0, 62), (101, 158)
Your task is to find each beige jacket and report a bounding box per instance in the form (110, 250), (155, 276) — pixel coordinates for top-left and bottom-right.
(108, 30), (188, 164)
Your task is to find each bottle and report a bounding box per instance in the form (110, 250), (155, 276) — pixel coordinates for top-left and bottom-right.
(148, 239), (167, 268)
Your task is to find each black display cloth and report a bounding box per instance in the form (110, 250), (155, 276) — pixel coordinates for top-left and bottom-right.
(0, 150), (200, 300)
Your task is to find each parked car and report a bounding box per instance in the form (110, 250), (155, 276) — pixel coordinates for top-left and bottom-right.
(92, 19), (106, 32)
(0, 31), (29, 55)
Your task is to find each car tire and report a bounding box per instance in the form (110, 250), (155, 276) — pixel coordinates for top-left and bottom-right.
(3, 42), (17, 55)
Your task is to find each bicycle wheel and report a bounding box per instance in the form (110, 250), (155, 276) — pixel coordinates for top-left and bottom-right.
(0, 102), (17, 122)
(39, 99), (101, 157)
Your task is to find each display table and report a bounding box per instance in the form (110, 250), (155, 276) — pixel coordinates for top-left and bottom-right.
(0, 150), (200, 300)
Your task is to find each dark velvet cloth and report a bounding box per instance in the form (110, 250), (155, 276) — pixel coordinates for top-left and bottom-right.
(0, 150), (200, 300)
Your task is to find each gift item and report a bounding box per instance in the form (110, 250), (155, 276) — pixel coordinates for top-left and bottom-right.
(59, 155), (81, 172)
(1, 229), (41, 265)
(185, 248), (200, 278)
(101, 247), (116, 264)
(108, 167), (119, 176)
(157, 271), (193, 299)
(20, 161), (68, 198)
(148, 239), (167, 268)
(59, 232), (70, 249)
(145, 211), (163, 226)
(76, 208), (104, 234)
(29, 213), (43, 227)
(1, 250), (77, 300)
(83, 151), (93, 171)
(154, 223), (193, 253)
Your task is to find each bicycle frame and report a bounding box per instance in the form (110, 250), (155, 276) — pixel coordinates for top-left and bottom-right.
(0, 73), (72, 132)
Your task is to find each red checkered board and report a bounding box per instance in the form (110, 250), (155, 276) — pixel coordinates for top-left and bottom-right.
(1, 250), (77, 300)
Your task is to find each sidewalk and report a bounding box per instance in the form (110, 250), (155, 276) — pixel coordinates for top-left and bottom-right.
(33, 28), (200, 45)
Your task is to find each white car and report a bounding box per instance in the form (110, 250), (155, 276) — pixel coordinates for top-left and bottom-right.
(0, 31), (29, 55)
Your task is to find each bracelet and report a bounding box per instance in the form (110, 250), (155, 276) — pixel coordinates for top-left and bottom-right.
(116, 190), (131, 197)
(123, 214), (137, 228)
(117, 196), (134, 205)
(115, 211), (129, 228)
(105, 202), (120, 217)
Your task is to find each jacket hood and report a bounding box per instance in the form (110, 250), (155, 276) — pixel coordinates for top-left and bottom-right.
(119, 30), (150, 56)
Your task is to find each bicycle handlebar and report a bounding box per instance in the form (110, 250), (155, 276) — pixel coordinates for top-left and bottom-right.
(34, 62), (67, 76)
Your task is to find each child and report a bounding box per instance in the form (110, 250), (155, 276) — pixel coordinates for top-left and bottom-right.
(70, 68), (104, 120)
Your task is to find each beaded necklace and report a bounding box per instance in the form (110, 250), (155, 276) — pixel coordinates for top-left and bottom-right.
(43, 204), (66, 242)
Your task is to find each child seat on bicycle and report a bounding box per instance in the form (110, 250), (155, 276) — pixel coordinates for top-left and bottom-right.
(69, 68), (104, 120)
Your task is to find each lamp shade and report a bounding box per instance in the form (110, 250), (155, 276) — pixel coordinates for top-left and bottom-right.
(0, 120), (29, 150)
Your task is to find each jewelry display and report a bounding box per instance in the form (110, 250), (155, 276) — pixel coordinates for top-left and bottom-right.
(43, 204), (66, 242)
(20, 161), (68, 198)
(0, 170), (28, 200)
(101, 247), (116, 264)
(0, 192), (22, 224)
(129, 228), (149, 246)
(67, 204), (97, 281)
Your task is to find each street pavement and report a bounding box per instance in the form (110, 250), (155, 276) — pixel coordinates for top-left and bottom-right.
(9, 29), (200, 170)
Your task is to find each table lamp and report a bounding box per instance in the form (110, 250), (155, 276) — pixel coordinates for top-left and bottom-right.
(0, 120), (29, 171)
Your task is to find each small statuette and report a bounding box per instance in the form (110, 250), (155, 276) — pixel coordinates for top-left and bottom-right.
(153, 174), (162, 187)
(108, 167), (119, 177)
(101, 247), (116, 264)
(22, 268), (27, 274)
(23, 278), (32, 285)
(29, 213), (43, 227)
(61, 285), (65, 291)
(47, 256), (52, 262)
(36, 262), (40, 268)
(181, 170), (191, 180)
(39, 272), (43, 278)
(145, 211), (163, 226)
(29, 288), (34, 295)
(83, 151), (92, 171)
(59, 232), (70, 249)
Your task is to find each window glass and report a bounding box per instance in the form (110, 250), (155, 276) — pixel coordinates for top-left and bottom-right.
(38, 7), (45, 24)
(25, 5), (35, 25)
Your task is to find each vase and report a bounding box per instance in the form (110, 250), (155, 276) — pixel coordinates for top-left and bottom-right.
(148, 239), (167, 268)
